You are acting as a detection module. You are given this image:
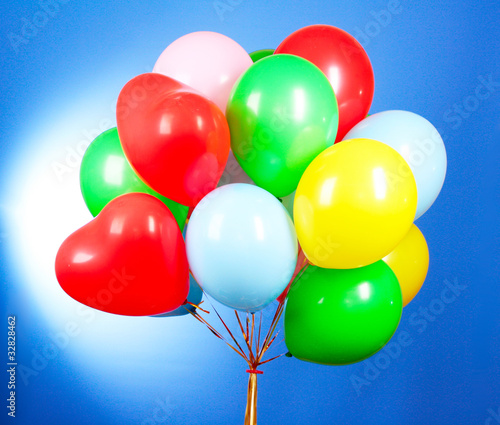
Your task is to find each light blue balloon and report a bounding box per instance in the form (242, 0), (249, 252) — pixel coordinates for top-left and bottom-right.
(186, 183), (298, 312)
(344, 110), (447, 219)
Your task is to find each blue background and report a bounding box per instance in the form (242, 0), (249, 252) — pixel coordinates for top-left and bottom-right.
(1, 1), (499, 424)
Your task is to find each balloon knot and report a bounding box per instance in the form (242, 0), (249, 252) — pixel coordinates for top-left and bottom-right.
(246, 369), (263, 375)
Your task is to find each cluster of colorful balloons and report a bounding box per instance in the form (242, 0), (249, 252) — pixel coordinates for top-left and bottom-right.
(55, 25), (446, 366)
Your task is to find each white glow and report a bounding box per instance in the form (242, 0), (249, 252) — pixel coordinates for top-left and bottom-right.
(327, 66), (340, 93)
(372, 167), (387, 200)
(5, 149), (93, 330)
(110, 217), (124, 235)
(208, 213), (224, 240)
(196, 115), (204, 130)
(159, 114), (172, 134)
(253, 216), (265, 241)
(104, 155), (126, 185)
(293, 88), (306, 121)
(219, 73), (229, 85)
(247, 92), (261, 114)
(358, 282), (371, 300)
(148, 215), (156, 233)
(2, 80), (213, 395)
(73, 252), (94, 263)
(319, 177), (336, 205)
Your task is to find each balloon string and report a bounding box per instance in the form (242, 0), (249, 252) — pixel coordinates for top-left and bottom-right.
(256, 302), (284, 363)
(210, 303), (250, 363)
(235, 311), (258, 367)
(188, 291), (287, 371)
(184, 307), (248, 361)
(186, 300), (209, 314)
(256, 313), (263, 354)
(258, 352), (286, 366)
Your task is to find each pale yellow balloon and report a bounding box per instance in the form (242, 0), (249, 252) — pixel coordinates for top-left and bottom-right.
(383, 224), (429, 307)
(293, 138), (417, 269)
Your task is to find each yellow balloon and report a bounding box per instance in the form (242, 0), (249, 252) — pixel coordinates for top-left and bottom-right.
(383, 224), (429, 307)
(294, 138), (417, 269)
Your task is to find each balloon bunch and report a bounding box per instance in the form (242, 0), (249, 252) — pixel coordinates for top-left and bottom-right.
(55, 25), (446, 424)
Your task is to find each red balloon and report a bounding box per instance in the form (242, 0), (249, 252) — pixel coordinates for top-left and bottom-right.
(55, 193), (189, 316)
(117, 73), (230, 207)
(275, 25), (374, 142)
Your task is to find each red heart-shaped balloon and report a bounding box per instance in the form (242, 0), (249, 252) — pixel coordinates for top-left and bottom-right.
(55, 193), (189, 316)
(117, 73), (230, 207)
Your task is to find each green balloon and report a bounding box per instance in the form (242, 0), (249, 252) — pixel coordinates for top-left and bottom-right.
(80, 128), (188, 230)
(284, 262), (402, 365)
(226, 54), (339, 198)
(249, 48), (274, 62)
